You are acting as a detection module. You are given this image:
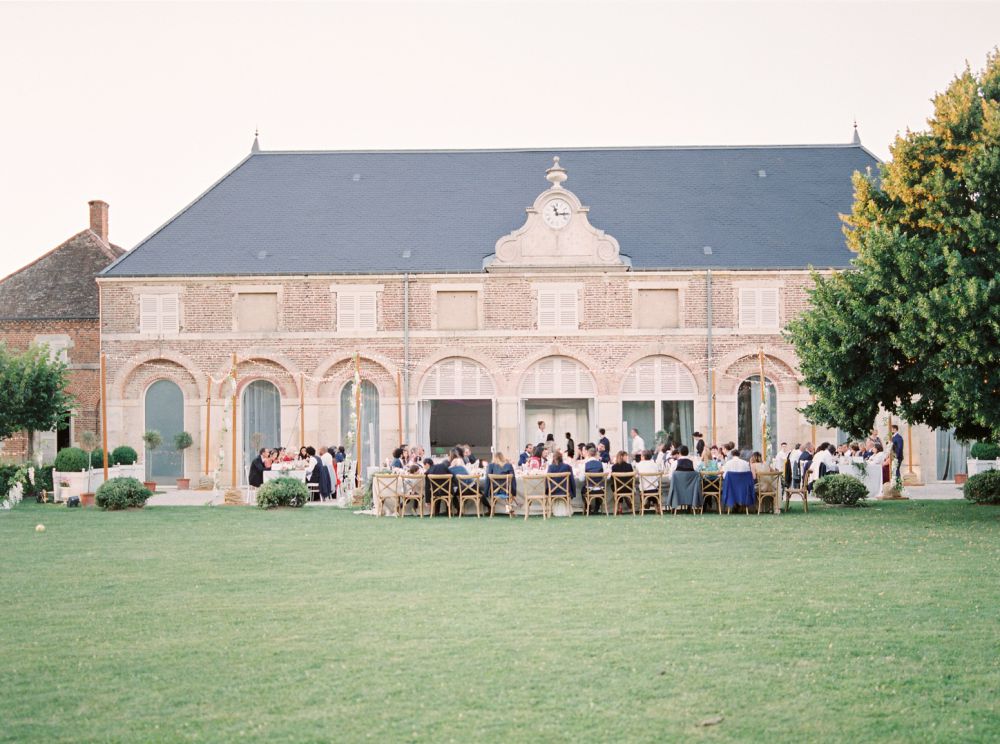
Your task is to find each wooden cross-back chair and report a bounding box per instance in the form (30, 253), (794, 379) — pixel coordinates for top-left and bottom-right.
(782, 460), (810, 513)
(755, 469), (782, 514)
(545, 473), (573, 517)
(372, 473), (400, 517)
(582, 473), (608, 515)
(608, 473), (637, 515)
(427, 474), (454, 518)
(700, 472), (723, 515)
(487, 474), (516, 517)
(521, 474), (549, 519)
(456, 474), (483, 518)
(398, 473), (425, 517)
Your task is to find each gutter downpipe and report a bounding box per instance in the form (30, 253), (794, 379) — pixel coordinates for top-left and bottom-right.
(403, 272), (410, 443)
(706, 269), (714, 445)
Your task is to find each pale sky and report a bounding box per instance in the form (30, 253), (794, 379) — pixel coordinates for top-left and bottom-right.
(1, 0), (998, 279)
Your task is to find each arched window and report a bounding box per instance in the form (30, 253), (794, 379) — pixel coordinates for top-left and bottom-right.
(243, 380), (281, 482)
(419, 357), (494, 399)
(737, 376), (777, 456)
(519, 356), (596, 398)
(341, 380), (380, 467)
(621, 356), (698, 449)
(145, 379), (184, 484)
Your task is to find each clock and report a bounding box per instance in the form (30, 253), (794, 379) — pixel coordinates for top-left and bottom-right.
(542, 198), (572, 229)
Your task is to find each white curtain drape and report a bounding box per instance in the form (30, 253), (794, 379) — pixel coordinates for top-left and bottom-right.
(243, 380), (281, 483)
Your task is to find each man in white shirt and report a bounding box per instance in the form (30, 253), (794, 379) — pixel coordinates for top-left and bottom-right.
(630, 428), (645, 456)
(634, 449), (661, 494)
(319, 446), (335, 489)
(536, 420), (547, 444)
(722, 450), (751, 477)
(772, 442), (789, 472)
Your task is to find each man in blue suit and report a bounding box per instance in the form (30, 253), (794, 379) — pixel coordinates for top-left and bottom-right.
(891, 425), (904, 480)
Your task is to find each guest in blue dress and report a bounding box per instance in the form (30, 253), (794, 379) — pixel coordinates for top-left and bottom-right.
(546, 450), (576, 499)
(485, 451), (517, 509)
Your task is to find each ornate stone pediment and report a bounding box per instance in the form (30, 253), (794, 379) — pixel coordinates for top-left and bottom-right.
(485, 157), (627, 272)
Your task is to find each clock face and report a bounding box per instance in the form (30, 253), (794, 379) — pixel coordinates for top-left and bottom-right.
(542, 198), (572, 229)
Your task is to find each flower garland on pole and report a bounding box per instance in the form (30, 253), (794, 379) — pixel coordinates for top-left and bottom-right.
(212, 371), (237, 493)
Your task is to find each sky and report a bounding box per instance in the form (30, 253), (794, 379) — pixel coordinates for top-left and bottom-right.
(0, 0), (998, 279)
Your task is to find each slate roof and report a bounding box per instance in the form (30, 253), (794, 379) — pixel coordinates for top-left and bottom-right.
(0, 230), (124, 320)
(102, 143), (879, 277)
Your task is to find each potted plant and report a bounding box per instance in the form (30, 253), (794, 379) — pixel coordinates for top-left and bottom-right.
(174, 431), (194, 489)
(966, 442), (1000, 478)
(79, 430), (102, 501)
(142, 430), (163, 492)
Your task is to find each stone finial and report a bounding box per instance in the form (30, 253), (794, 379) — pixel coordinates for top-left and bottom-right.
(852, 120), (861, 146)
(251, 128), (260, 154)
(545, 156), (568, 188)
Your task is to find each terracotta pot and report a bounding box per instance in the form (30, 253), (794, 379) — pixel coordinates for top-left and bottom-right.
(175, 478), (191, 490)
(954, 473), (967, 485)
(143, 481), (157, 492)
(80, 492), (95, 508)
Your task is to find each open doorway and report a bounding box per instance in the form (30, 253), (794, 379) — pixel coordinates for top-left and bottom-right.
(523, 399), (590, 450)
(428, 400), (492, 459)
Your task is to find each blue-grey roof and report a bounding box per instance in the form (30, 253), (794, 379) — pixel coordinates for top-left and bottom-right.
(102, 144), (879, 276)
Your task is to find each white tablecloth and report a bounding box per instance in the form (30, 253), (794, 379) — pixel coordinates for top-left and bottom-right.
(839, 460), (883, 499)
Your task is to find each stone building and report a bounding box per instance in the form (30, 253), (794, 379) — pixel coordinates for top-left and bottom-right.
(0, 201), (123, 460)
(97, 136), (950, 486)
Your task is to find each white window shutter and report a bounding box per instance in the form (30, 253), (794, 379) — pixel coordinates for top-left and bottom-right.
(558, 290), (577, 329)
(358, 293), (377, 330)
(538, 291), (558, 329)
(338, 294), (357, 330)
(739, 288), (759, 328)
(140, 295), (159, 334)
(160, 295), (179, 334)
(760, 288), (779, 327)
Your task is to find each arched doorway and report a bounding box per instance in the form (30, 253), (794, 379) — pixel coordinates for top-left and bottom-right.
(341, 380), (380, 468)
(242, 380), (281, 482)
(519, 356), (596, 448)
(145, 379), (184, 485)
(737, 376), (777, 456)
(417, 357), (495, 459)
(621, 356), (697, 451)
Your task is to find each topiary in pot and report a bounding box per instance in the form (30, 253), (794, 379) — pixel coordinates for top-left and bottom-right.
(813, 474), (869, 507)
(256, 476), (310, 509)
(141, 431), (163, 490)
(970, 442), (1000, 461)
(54, 447), (89, 473)
(963, 470), (1000, 505)
(95, 477), (152, 510)
(111, 445), (139, 466)
(173, 432), (194, 489)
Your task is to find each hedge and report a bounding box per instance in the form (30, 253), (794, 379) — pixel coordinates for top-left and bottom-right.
(963, 470), (1000, 505)
(95, 477), (152, 510)
(54, 447), (89, 473)
(813, 474), (869, 506)
(256, 477), (310, 509)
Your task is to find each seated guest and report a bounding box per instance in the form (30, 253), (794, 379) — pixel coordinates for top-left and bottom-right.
(722, 449), (752, 477)
(305, 446), (331, 500)
(577, 442), (587, 460)
(697, 446), (721, 472)
(582, 446), (604, 474)
(546, 450), (576, 499)
(517, 444), (533, 467)
(810, 442), (835, 484)
(248, 448), (268, 488)
(424, 456), (453, 508)
(674, 445), (695, 471)
(262, 449), (275, 470)
(390, 447), (405, 469)
(653, 444), (669, 469)
(611, 450), (634, 473)
(298, 446), (309, 461)
(448, 447), (469, 475)
(597, 441), (611, 464)
(634, 449), (662, 494)
(463, 444), (481, 468)
(485, 451), (517, 511)
(528, 444), (545, 470)
(748, 451), (765, 481)
(335, 446), (346, 463)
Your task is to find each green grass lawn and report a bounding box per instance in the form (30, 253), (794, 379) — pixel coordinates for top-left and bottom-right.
(2, 500), (998, 743)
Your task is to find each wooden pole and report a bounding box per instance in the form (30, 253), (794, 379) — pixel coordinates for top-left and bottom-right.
(299, 373), (305, 448)
(204, 380), (212, 476)
(354, 353), (362, 484)
(710, 369), (717, 446)
(100, 354), (109, 481)
(886, 411), (894, 478)
(810, 393), (816, 447)
(907, 423), (914, 475)
(397, 370), (403, 444)
(758, 348), (767, 461)
(231, 353), (238, 488)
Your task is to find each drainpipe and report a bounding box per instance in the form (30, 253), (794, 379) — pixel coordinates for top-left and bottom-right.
(706, 269), (714, 445)
(403, 272), (410, 442)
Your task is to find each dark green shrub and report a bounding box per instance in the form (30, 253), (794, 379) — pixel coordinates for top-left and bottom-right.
(814, 474), (869, 506)
(963, 470), (1000, 505)
(23, 465), (53, 499)
(970, 442), (1000, 460)
(54, 447), (89, 473)
(256, 477), (310, 509)
(111, 446), (139, 466)
(89, 447), (106, 468)
(0, 464), (20, 497)
(95, 477), (152, 510)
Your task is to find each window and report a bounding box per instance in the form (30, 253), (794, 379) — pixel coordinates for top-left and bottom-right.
(337, 291), (377, 332)
(235, 293), (278, 332)
(537, 288), (578, 330)
(436, 291), (478, 330)
(636, 289), (680, 329)
(739, 288), (780, 329)
(139, 294), (179, 335)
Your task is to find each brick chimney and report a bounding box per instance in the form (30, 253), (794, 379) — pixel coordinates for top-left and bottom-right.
(88, 200), (109, 243)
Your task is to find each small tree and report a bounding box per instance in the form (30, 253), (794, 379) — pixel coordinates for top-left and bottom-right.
(0, 343), (74, 459)
(79, 430), (99, 491)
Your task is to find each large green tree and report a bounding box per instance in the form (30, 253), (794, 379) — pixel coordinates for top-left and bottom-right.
(0, 343), (74, 458)
(787, 50), (1000, 441)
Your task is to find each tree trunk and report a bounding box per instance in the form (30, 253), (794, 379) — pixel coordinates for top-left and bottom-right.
(26, 429), (34, 460)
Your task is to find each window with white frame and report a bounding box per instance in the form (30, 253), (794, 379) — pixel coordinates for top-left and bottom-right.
(537, 287), (578, 330)
(337, 291), (377, 332)
(139, 294), (179, 335)
(739, 287), (780, 329)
